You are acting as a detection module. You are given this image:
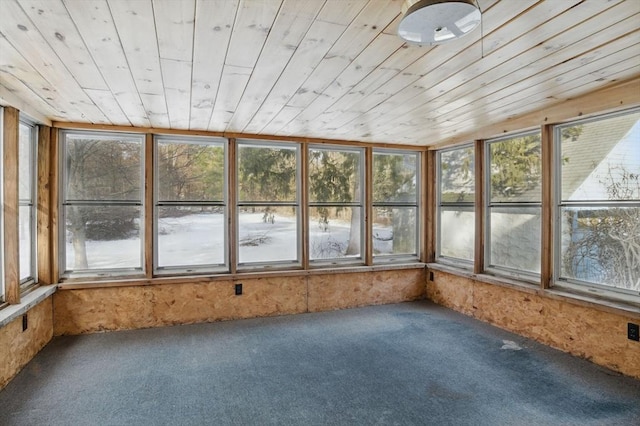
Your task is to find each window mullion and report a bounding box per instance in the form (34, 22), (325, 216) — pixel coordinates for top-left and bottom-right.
(541, 123), (554, 289)
(474, 139), (484, 275)
(144, 133), (153, 279)
(365, 147), (373, 266)
(229, 138), (238, 274)
(301, 145), (309, 269)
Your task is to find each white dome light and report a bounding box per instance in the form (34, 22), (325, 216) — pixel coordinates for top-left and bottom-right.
(398, 0), (481, 45)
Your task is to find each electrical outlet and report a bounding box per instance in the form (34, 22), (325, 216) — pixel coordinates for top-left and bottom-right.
(235, 283), (243, 296)
(628, 323), (639, 341)
(22, 314), (28, 331)
(429, 271), (434, 281)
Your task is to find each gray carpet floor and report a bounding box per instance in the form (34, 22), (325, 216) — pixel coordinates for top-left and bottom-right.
(1, 301), (639, 426)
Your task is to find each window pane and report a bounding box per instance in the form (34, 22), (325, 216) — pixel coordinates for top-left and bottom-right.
(309, 148), (362, 203)
(309, 206), (361, 260)
(440, 147), (474, 202)
(560, 112), (640, 202)
(19, 123), (32, 200)
(157, 206), (225, 268)
(373, 152), (417, 203)
(65, 135), (142, 201)
(489, 134), (541, 203)
(157, 141), (224, 202)
(64, 205), (142, 271)
(238, 144), (297, 202)
(238, 207), (298, 264)
(373, 207), (416, 256)
(19, 205), (32, 281)
(560, 206), (639, 292)
(439, 206), (474, 261)
(489, 206), (541, 273)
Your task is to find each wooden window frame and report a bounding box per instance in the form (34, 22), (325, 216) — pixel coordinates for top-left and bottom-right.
(59, 129), (146, 279)
(307, 144), (366, 266)
(235, 139), (302, 270)
(436, 143), (475, 268)
(552, 108), (640, 300)
(483, 130), (542, 283)
(18, 117), (38, 289)
(371, 148), (422, 264)
(153, 135), (228, 275)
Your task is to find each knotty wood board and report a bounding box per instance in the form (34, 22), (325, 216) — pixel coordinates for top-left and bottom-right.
(3, 107), (20, 304)
(36, 125), (52, 285)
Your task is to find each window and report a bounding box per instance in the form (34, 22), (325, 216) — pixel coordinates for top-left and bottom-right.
(61, 131), (144, 276)
(486, 131), (541, 277)
(19, 119), (37, 284)
(372, 150), (419, 260)
(236, 140), (300, 267)
(556, 109), (640, 295)
(437, 145), (475, 264)
(155, 136), (227, 273)
(308, 146), (364, 262)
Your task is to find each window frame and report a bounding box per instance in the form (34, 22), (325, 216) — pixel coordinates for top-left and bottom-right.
(59, 130), (146, 278)
(307, 144), (365, 266)
(18, 117), (38, 287)
(153, 135), (228, 275)
(484, 130), (542, 282)
(553, 108), (640, 298)
(436, 143), (475, 268)
(235, 139), (302, 270)
(372, 148), (421, 263)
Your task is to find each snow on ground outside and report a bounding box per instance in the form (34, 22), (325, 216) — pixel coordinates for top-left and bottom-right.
(62, 213), (394, 270)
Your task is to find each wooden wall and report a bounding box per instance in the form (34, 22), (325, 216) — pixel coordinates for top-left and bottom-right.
(427, 269), (640, 379)
(53, 268), (426, 335)
(0, 299), (53, 389)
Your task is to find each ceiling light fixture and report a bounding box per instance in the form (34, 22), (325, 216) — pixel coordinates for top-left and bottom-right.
(398, 0), (481, 46)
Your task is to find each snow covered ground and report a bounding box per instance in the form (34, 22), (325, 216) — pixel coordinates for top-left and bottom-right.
(62, 212), (396, 271)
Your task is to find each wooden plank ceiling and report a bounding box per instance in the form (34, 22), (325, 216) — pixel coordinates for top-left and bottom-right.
(1, 0), (639, 146)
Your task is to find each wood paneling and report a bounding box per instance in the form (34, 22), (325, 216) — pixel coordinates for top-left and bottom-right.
(36, 125), (51, 285)
(3, 107), (20, 304)
(107, 0), (168, 128)
(49, 129), (59, 283)
(1, 0), (637, 146)
(424, 150), (435, 263)
(62, 0), (148, 127)
(426, 270), (475, 316)
(0, 297), (53, 389)
(53, 277), (307, 334)
(0, 1), (108, 124)
(433, 76), (640, 149)
(53, 268), (425, 334)
(307, 268), (425, 312)
(426, 270), (640, 379)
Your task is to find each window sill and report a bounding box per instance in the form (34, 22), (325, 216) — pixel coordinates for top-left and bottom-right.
(57, 262), (427, 290)
(426, 263), (640, 319)
(0, 285), (57, 328)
